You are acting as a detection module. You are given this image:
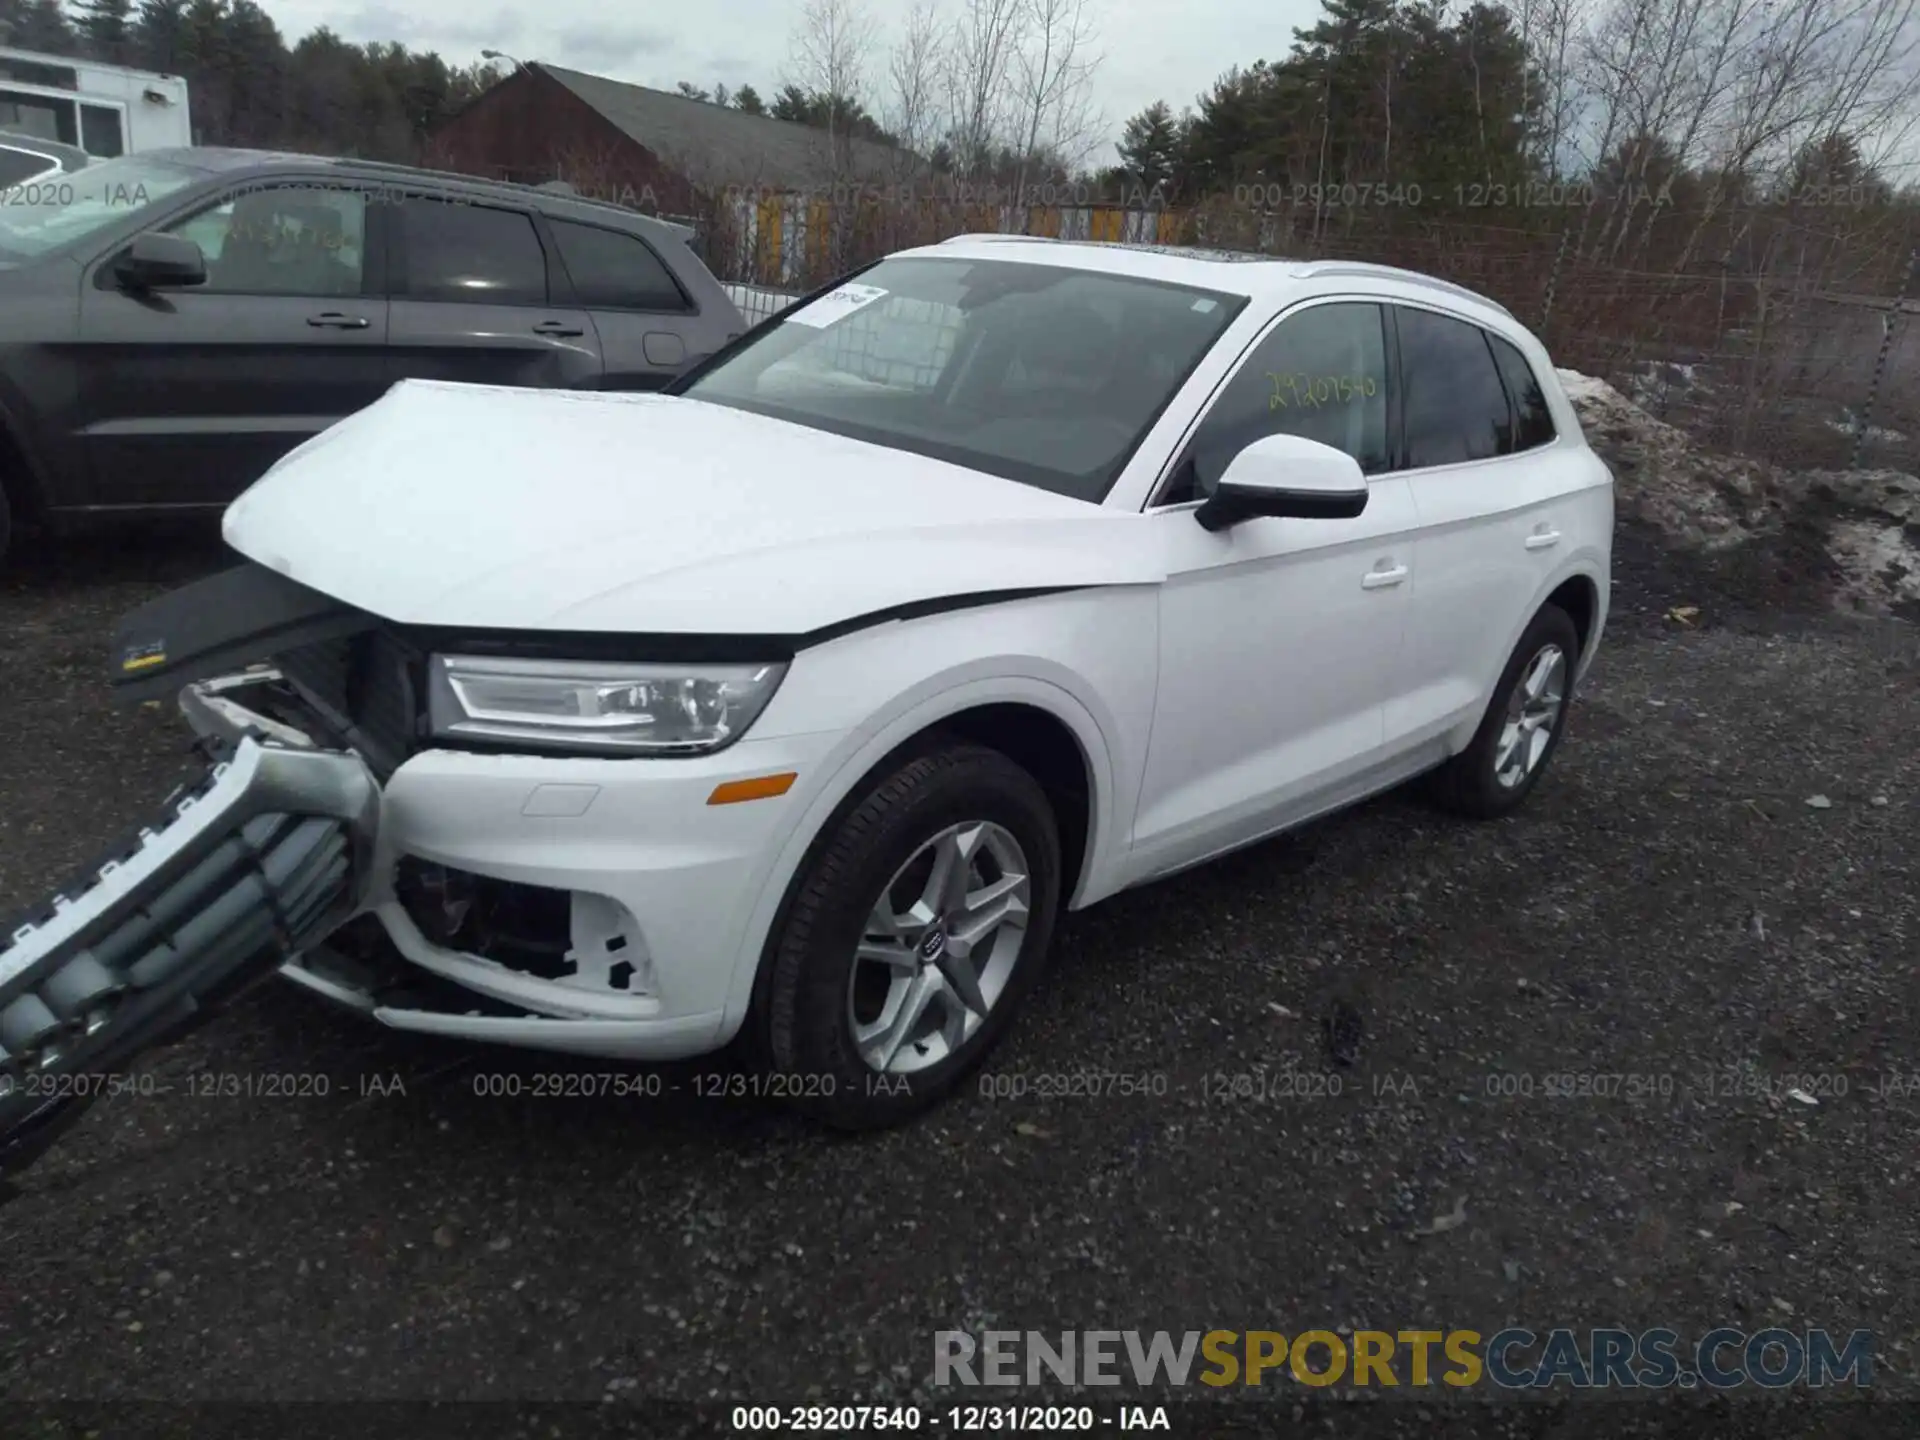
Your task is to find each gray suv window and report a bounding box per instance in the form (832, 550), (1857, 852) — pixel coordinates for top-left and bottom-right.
(548, 218), (689, 311)
(399, 199), (547, 305)
(165, 186), (368, 297)
(0, 145), (53, 187)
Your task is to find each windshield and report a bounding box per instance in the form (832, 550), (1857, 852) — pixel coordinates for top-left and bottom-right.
(679, 256), (1246, 500)
(0, 154), (203, 263)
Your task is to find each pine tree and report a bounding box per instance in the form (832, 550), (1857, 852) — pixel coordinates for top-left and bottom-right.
(131, 0), (188, 70)
(1118, 101), (1181, 193)
(10, 0), (79, 54)
(71, 0), (135, 61)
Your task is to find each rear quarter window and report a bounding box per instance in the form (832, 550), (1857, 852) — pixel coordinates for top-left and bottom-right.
(1488, 332), (1558, 451)
(548, 218), (690, 312)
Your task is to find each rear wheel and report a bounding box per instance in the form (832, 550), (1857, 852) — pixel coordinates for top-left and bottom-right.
(1425, 603), (1580, 819)
(761, 740), (1062, 1130)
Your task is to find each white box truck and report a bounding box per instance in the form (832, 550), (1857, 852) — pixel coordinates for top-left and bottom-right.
(0, 46), (191, 159)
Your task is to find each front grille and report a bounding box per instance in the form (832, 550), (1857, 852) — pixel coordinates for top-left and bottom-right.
(276, 629), (421, 779)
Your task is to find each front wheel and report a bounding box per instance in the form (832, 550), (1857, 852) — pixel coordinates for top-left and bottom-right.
(1425, 603), (1580, 819)
(760, 741), (1062, 1130)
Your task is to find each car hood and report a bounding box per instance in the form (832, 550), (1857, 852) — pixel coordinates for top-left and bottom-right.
(222, 380), (1163, 635)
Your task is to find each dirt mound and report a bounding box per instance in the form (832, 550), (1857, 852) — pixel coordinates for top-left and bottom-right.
(1558, 369), (1919, 619)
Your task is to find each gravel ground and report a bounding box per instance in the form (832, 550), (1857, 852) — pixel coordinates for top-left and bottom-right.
(1, 522), (1916, 1435)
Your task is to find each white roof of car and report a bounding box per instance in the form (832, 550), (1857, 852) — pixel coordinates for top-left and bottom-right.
(907, 233), (1517, 326)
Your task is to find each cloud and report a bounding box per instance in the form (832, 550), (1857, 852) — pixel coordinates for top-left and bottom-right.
(336, 4), (524, 48)
(552, 23), (677, 68)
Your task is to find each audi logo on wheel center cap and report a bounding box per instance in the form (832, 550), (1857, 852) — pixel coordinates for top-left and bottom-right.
(919, 924), (948, 961)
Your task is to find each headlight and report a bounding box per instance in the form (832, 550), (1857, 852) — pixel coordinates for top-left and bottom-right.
(427, 654), (787, 755)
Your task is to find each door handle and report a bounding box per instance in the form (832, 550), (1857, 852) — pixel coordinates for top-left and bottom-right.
(532, 320), (586, 337)
(307, 312), (370, 329)
(1361, 564), (1409, 590)
(1525, 529), (1563, 551)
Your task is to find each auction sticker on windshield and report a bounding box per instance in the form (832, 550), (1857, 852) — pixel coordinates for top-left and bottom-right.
(785, 283), (890, 328)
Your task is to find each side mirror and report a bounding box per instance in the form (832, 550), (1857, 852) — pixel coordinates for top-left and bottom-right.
(1194, 433), (1369, 532)
(114, 231), (207, 291)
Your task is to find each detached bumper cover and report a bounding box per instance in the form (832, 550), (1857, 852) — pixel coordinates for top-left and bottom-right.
(0, 724), (378, 1175)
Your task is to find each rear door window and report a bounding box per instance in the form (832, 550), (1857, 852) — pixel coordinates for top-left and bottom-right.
(398, 199), (547, 305)
(1395, 306), (1513, 467)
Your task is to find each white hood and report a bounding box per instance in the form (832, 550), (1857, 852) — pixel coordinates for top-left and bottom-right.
(222, 380), (1161, 634)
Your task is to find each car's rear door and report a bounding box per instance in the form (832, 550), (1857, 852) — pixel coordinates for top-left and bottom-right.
(385, 192), (602, 390)
(541, 214), (715, 390)
(75, 178), (392, 508)
(1386, 304), (1601, 746)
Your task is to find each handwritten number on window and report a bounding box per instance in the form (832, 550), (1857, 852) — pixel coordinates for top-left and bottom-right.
(1268, 372), (1378, 411)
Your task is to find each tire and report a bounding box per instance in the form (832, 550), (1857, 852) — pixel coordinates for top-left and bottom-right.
(0, 477), (12, 567)
(761, 740), (1062, 1130)
(1425, 603), (1581, 820)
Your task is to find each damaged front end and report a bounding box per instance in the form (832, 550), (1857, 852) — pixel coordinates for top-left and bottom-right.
(0, 563), (388, 1179)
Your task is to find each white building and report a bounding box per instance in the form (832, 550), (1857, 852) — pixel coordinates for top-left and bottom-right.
(0, 46), (191, 158)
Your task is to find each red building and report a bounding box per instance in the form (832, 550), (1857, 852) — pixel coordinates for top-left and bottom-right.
(426, 63), (906, 223)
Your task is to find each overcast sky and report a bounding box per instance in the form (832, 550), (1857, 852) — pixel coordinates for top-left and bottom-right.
(256, 0), (1325, 164)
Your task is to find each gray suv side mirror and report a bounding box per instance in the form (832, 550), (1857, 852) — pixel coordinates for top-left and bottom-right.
(114, 232), (208, 291)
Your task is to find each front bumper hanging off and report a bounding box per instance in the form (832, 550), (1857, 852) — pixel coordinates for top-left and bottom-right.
(0, 712), (379, 1177)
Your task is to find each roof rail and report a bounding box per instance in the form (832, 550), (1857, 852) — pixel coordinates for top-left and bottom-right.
(1294, 260), (1514, 318)
(941, 232), (1054, 243)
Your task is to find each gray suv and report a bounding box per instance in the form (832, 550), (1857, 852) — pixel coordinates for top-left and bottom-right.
(0, 148), (747, 559)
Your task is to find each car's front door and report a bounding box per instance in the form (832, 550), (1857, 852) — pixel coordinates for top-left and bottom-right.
(75, 180), (391, 508)
(385, 195), (603, 390)
(1128, 300), (1420, 883)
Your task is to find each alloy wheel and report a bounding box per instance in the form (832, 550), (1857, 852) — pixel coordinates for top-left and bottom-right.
(1494, 643), (1567, 788)
(845, 820), (1032, 1075)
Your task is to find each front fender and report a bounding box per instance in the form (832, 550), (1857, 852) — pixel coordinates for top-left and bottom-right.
(711, 587), (1160, 1045)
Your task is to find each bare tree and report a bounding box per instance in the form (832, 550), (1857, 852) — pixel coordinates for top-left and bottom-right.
(789, 0), (881, 175)
(1008, 0), (1102, 209)
(944, 0), (1028, 180)
(883, 0), (949, 183)
(1510, 0), (1590, 176)
(1617, 0), (1920, 272)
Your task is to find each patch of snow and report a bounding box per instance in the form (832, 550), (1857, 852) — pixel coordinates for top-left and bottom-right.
(1554, 368), (1618, 404)
(1559, 369), (1920, 615)
(1826, 410), (1908, 445)
(1828, 520), (1920, 611)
